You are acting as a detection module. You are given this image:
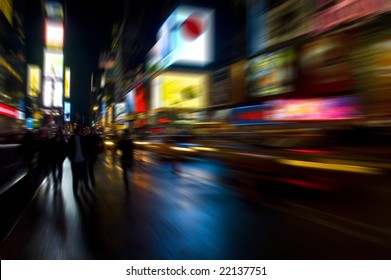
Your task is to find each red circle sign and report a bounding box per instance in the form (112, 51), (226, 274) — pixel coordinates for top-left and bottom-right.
(181, 14), (205, 41)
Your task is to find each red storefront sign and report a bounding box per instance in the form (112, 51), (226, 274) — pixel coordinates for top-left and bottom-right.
(135, 84), (147, 113)
(0, 103), (18, 119)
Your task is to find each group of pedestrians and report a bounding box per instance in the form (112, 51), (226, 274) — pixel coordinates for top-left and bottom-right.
(21, 125), (137, 194)
(21, 126), (104, 195)
(66, 126), (104, 194)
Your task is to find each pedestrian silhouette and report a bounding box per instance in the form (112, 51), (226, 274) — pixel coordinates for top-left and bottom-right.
(116, 129), (134, 188)
(86, 127), (103, 188)
(50, 128), (67, 188)
(68, 126), (89, 195)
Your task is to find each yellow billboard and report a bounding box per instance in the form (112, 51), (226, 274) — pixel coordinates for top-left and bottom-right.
(27, 65), (41, 97)
(64, 67), (70, 98)
(152, 72), (208, 109)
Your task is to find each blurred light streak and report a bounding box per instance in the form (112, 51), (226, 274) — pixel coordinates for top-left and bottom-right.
(279, 178), (330, 190)
(193, 147), (219, 152)
(147, 145), (160, 149)
(286, 149), (335, 155)
(134, 141), (151, 145)
(176, 143), (199, 147)
(104, 141), (115, 146)
(0, 171), (27, 196)
(232, 152), (280, 159)
(169, 146), (196, 152)
(0, 56), (23, 81)
(278, 159), (382, 175)
(318, 159), (391, 170)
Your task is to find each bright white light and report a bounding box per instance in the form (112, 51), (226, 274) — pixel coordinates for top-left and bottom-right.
(170, 146), (196, 152)
(45, 21), (63, 48)
(194, 146), (219, 152)
(157, 5), (214, 68)
(42, 79), (63, 108)
(174, 7), (213, 66)
(44, 50), (63, 79)
(134, 141), (151, 145)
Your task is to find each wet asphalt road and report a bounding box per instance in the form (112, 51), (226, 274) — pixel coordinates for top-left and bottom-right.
(0, 150), (390, 259)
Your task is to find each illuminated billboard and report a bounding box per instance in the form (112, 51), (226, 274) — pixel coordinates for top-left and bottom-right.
(27, 65), (41, 97)
(266, 96), (361, 121)
(45, 2), (64, 20)
(135, 84), (147, 113)
(64, 102), (71, 122)
(44, 50), (63, 79)
(102, 102), (106, 126)
(0, 103), (24, 119)
(107, 106), (113, 124)
(115, 103), (127, 122)
(151, 72), (208, 109)
(0, 103), (18, 118)
(45, 20), (64, 48)
(26, 118), (34, 129)
(156, 5), (214, 68)
(125, 89), (135, 114)
(64, 67), (70, 98)
(43, 50), (63, 108)
(231, 105), (269, 125)
(247, 48), (296, 97)
(43, 79), (63, 107)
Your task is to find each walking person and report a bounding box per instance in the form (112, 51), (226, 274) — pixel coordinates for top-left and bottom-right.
(86, 127), (103, 188)
(68, 126), (89, 195)
(116, 129), (134, 188)
(50, 128), (67, 188)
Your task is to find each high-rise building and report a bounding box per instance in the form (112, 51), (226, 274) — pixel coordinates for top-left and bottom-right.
(0, 0), (27, 135)
(41, 0), (66, 127)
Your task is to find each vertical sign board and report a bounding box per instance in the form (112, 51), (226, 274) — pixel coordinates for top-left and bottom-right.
(64, 102), (71, 122)
(27, 65), (41, 97)
(43, 50), (64, 108)
(45, 20), (64, 49)
(64, 67), (70, 99)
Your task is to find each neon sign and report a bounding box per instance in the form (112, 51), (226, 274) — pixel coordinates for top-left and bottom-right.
(313, 0), (391, 33)
(0, 103), (18, 119)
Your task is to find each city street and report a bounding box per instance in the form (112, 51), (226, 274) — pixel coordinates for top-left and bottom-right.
(0, 149), (390, 259)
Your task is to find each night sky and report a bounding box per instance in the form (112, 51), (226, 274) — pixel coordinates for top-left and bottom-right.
(64, 0), (122, 123)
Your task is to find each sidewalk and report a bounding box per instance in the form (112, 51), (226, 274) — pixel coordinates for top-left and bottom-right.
(0, 154), (243, 259)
